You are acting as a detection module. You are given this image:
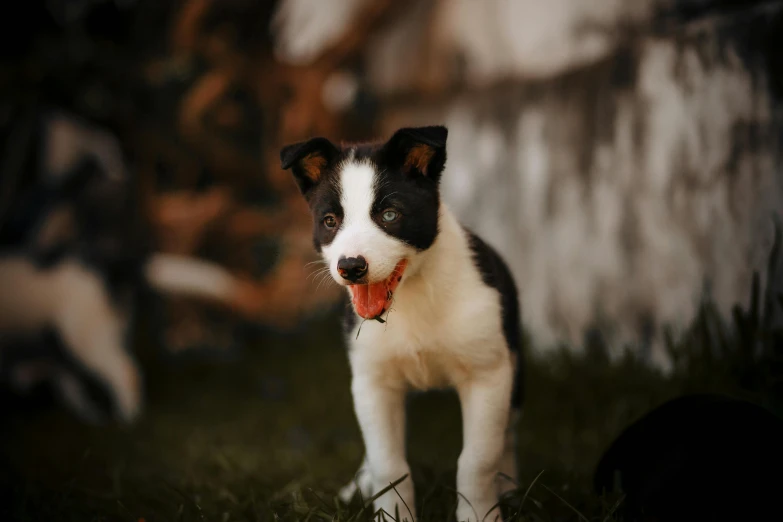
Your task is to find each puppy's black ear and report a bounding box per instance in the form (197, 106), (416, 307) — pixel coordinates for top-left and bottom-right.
(383, 126), (448, 182)
(280, 137), (339, 197)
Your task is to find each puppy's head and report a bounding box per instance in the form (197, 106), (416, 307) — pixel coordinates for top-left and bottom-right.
(280, 126), (448, 320)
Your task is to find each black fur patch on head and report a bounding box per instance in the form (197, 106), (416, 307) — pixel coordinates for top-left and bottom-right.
(368, 164), (440, 251)
(280, 137), (344, 252)
(465, 229), (524, 409)
(280, 137), (340, 198)
(369, 126), (447, 251)
(380, 126), (448, 182)
(307, 177), (343, 253)
(280, 126), (449, 253)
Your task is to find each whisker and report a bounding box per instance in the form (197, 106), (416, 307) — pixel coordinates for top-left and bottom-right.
(315, 271), (337, 293)
(312, 271), (332, 285)
(313, 269), (329, 284)
(311, 266), (333, 287)
(306, 266), (329, 279)
(383, 297), (396, 330)
(378, 191), (399, 206)
(307, 266), (332, 283)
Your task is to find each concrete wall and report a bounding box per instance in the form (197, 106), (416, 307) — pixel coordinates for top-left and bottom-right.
(272, 0), (783, 368)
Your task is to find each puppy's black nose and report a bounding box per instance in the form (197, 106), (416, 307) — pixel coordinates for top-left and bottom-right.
(337, 256), (368, 282)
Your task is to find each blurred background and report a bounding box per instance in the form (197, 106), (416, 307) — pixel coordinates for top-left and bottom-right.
(1, 0), (782, 520)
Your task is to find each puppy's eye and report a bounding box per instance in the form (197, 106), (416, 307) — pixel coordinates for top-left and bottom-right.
(381, 210), (399, 223)
(323, 214), (337, 228)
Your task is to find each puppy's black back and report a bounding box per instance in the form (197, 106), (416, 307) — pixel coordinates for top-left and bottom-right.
(465, 229), (524, 409)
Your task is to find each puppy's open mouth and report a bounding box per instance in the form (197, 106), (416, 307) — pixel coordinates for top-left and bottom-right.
(348, 259), (408, 321)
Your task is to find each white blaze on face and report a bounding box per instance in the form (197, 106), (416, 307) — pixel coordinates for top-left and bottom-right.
(322, 159), (414, 285)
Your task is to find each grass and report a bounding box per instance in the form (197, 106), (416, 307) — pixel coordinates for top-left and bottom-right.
(0, 312), (756, 522)
(1, 219), (782, 522)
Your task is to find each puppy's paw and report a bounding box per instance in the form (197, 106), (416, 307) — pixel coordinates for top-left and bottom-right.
(338, 457), (373, 503)
(456, 503), (502, 522)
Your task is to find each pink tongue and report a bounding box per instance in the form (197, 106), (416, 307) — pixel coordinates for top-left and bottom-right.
(349, 282), (390, 319)
(349, 260), (407, 319)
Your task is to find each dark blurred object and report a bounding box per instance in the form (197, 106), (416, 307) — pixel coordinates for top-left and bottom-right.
(594, 393), (783, 521)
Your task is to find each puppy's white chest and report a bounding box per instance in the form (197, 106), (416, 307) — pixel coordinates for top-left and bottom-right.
(353, 334), (464, 391)
(348, 283), (506, 391)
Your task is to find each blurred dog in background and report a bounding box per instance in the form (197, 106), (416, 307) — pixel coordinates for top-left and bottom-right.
(0, 110), (147, 423)
(0, 110), (262, 423)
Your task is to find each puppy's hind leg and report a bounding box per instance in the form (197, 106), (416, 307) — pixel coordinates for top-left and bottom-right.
(496, 408), (521, 497)
(497, 349), (524, 497)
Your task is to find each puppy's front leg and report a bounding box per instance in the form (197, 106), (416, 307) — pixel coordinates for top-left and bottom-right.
(456, 361), (514, 522)
(352, 376), (415, 521)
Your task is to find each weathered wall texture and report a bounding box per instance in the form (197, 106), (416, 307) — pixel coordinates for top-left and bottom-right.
(272, 0), (783, 367)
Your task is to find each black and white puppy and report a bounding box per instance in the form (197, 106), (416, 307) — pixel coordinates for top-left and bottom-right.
(0, 149), (252, 424)
(0, 154), (145, 423)
(281, 126), (523, 522)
